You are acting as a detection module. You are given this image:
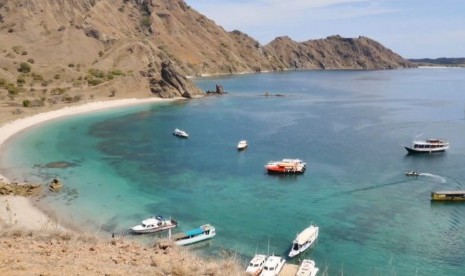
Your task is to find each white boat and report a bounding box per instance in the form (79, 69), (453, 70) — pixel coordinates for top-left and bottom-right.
(172, 224), (216, 246)
(296, 259), (319, 276)
(131, 215), (177, 234)
(404, 138), (448, 153)
(260, 255), (285, 276)
(238, 140), (248, 150)
(245, 254), (267, 275)
(173, 128), (189, 138)
(288, 224), (319, 258)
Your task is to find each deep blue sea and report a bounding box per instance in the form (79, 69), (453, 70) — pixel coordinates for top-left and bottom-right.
(2, 68), (465, 275)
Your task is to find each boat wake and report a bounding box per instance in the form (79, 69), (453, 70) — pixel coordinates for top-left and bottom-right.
(419, 173), (447, 183)
(312, 179), (411, 203)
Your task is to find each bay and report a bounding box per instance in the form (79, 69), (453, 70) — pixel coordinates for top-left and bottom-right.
(2, 68), (465, 275)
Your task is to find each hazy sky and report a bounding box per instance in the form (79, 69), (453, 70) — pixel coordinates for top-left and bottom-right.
(184, 0), (464, 59)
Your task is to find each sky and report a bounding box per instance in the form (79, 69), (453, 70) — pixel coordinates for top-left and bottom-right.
(184, 0), (465, 59)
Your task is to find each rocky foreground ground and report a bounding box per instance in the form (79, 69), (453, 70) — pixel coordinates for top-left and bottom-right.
(0, 228), (243, 276)
(0, 182), (244, 276)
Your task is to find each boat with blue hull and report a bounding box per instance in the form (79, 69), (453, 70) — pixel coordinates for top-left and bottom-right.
(172, 224), (216, 246)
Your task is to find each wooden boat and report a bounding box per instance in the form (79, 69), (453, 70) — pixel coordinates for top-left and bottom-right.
(173, 128), (189, 138)
(431, 191), (465, 201)
(172, 224), (216, 246)
(245, 254), (267, 275)
(404, 138), (449, 153)
(265, 159), (306, 174)
(260, 255), (285, 276)
(296, 259), (320, 276)
(237, 140), (248, 150)
(288, 224), (319, 258)
(131, 215), (177, 234)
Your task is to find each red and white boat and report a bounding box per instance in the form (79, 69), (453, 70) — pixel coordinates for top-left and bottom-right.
(265, 159), (306, 174)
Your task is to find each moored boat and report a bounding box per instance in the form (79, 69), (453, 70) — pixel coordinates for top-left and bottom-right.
(173, 128), (189, 138)
(238, 140), (248, 150)
(131, 215), (177, 234)
(245, 254), (267, 275)
(404, 138), (449, 153)
(172, 224), (216, 246)
(431, 191), (465, 201)
(288, 224), (319, 258)
(296, 259), (319, 276)
(260, 255), (285, 276)
(265, 159), (306, 174)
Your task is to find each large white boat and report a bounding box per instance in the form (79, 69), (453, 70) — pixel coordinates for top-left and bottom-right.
(288, 224), (319, 258)
(131, 215), (177, 234)
(237, 140), (248, 150)
(404, 138), (449, 153)
(245, 254), (267, 275)
(265, 159), (306, 174)
(296, 259), (319, 276)
(260, 255), (285, 276)
(172, 224), (216, 246)
(173, 128), (189, 138)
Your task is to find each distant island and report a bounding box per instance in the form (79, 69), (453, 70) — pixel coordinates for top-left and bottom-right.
(409, 57), (465, 67)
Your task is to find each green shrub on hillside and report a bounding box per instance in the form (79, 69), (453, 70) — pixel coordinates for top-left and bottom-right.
(18, 62), (31, 73)
(16, 76), (25, 86)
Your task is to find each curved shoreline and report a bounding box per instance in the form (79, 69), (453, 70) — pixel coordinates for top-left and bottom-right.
(0, 97), (176, 230)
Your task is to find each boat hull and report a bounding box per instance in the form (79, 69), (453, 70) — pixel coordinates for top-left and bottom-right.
(431, 191), (465, 201)
(131, 224), (177, 234)
(175, 232), (216, 246)
(405, 146), (447, 154)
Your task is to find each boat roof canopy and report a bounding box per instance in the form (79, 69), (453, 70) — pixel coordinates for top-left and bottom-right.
(432, 191), (465, 195)
(185, 227), (204, 236)
(295, 226), (317, 245)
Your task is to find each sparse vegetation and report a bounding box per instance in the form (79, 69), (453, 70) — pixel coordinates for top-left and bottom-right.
(86, 68), (126, 86)
(12, 45), (22, 54)
(17, 62), (31, 73)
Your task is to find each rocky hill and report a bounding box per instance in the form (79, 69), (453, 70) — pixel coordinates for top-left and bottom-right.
(0, 0), (414, 108)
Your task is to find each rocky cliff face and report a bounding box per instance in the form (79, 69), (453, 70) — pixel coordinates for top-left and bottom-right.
(0, 0), (414, 103)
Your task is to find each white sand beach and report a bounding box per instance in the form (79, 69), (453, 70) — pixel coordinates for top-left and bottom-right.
(0, 97), (174, 230)
(0, 195), (64, 231)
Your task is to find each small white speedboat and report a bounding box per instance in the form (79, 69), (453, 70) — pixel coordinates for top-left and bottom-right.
(237, 140), (248, 150)
(288, 224), (319, 258)
(131, 215), (177, 234)
(173, 128), (189, 138)
(405, 170), (420, 176)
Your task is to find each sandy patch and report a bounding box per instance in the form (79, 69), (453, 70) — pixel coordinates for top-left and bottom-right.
(0, 196), (62, 231)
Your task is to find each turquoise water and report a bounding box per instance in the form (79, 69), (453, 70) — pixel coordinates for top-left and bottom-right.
(2, 68), (465, 275)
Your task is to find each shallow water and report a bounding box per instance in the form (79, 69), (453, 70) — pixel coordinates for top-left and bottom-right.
(2, 68), (465, 275)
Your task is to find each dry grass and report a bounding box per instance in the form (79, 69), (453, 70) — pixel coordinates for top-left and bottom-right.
(0, 226), (245, 275)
